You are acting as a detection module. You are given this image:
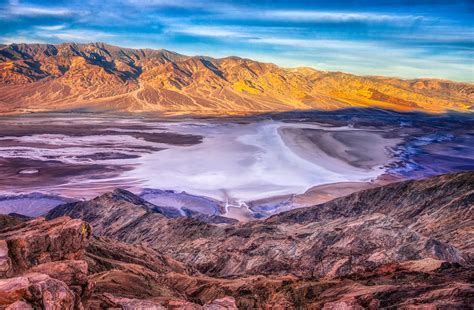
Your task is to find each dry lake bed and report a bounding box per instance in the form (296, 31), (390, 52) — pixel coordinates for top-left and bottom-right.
(0, 110), (473, 219)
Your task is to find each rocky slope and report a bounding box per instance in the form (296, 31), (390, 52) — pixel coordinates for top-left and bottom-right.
(0, 216), (92, 309)
(49, 188), (237, 228)
(0, 172), (473, 308)
(0, 42), (472, 115)
(270, 172), (474, 255)
(47, 172), (474, 280)
(0, 215), (240, 309)
(1, 212), (473, 308)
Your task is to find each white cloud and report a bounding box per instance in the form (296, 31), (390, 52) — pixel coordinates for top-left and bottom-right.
(36, 29), (116, 42)
(124, 0), (210, 9)
(247, 37), (372, 50)
(7, 5), (75, 17)
(259, 10), (424, 23)
(35, 24), (68, 31)
(0, 36), (47, 44)
(1, 28), (116, 45)
(166, 23), (307, 41)
(170, 25), (252, 38)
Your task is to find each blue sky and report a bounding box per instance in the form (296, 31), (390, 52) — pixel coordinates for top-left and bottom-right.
(1, 0), (473, 81)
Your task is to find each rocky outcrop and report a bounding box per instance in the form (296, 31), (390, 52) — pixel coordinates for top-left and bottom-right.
(0, 43), (472, 115)
(49, 188), (182, 224)
(0, 216), (90, 278)
(0, 215), (25, 231)
(270, 171), (474, 256)
(96, 294), (237, 310)
(0, 216), (240, 309)
(0, 273), (76, 309)
(83, 234), (474, 308)
(47, 188), (235, 237)
(0, 216), (92, 309)
(85, 237), (240, 309)
(1, 172), (472, 308)
(29, 260), (92, 308)
(47, 172), (473, 279)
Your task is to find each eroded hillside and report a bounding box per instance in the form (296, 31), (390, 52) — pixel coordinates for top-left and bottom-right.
(1, 43), (472, 115)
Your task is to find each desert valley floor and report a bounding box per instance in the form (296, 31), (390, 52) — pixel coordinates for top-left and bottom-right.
(0, 109), (473, 220)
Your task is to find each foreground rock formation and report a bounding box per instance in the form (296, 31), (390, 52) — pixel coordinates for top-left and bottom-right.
(1, 43), (472, 115)
(1, 172), (473, 308)
(0, 216), (238, 309)
(47, 172), (474, 279)
(0, 216), (91, 309)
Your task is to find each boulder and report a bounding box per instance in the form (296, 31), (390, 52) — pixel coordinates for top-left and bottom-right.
(0, 273), (76, 309)
(0, 217), (91, 277)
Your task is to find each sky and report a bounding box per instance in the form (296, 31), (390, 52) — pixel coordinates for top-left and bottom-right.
(0, 0), (473, 81)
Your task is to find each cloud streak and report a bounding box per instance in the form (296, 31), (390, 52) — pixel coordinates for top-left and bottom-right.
(3, 28), (116, 44)
(169, 26), (252, 38)
(259, 10), (424, 23)
(246, 37), (373, 50)
(37, 29), (116, 42)
(0, 0), (471, 81)
(5, 4), (75, 17)
(35, 24), (68, 31)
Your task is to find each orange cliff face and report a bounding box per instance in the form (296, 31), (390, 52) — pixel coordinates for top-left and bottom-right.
(0, 42), (472, 115)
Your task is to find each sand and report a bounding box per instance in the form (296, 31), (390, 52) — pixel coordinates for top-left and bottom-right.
(126, 120), (400, 202)
(278, 126), (402, 174)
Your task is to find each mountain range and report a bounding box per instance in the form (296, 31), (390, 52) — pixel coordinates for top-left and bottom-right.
(0, 172), (472, 308)
(0, 42), (473, 115)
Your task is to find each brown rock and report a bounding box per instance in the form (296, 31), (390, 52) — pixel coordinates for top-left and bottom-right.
(29, 260), (88, 286)
(5, 301), (34, 309)
(0, 217), (91, 277)
(0, 215), (25, 231)
(0, 273), (76, 309)
(99, 294), (238, 310)
(100, 294), (167, 310)
(0, 241), (11, 276)
(28, 260), (91, 308)
(204, 297), (238, 310)
(0, 172), (471, 308)
(322, 300), (365, 310)
(48, 172), (473, 279)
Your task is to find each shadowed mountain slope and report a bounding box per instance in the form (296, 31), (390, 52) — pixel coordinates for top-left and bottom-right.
(48, 188), (237, 229)
(1, 42), (472, 115)
(269, 172), (474, 254)
(1, 172), (472, 308)
(47, 172), (474, 280)
(1, 216), (471, 308)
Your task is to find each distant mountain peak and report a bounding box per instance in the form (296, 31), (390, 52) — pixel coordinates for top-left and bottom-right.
(0, 42), (472, 115)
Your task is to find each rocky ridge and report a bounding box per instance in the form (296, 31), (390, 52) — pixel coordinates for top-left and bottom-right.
(47, 172), (474, 279)
(0, 215), (240, 309)
(0, 42), (472, 115)
(0, 172), (472, 308)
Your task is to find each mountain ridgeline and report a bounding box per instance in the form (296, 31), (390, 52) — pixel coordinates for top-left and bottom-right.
(45, 172), (474, 280)
(0, 172), (472, 308)
(0, 42), (473, 115)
